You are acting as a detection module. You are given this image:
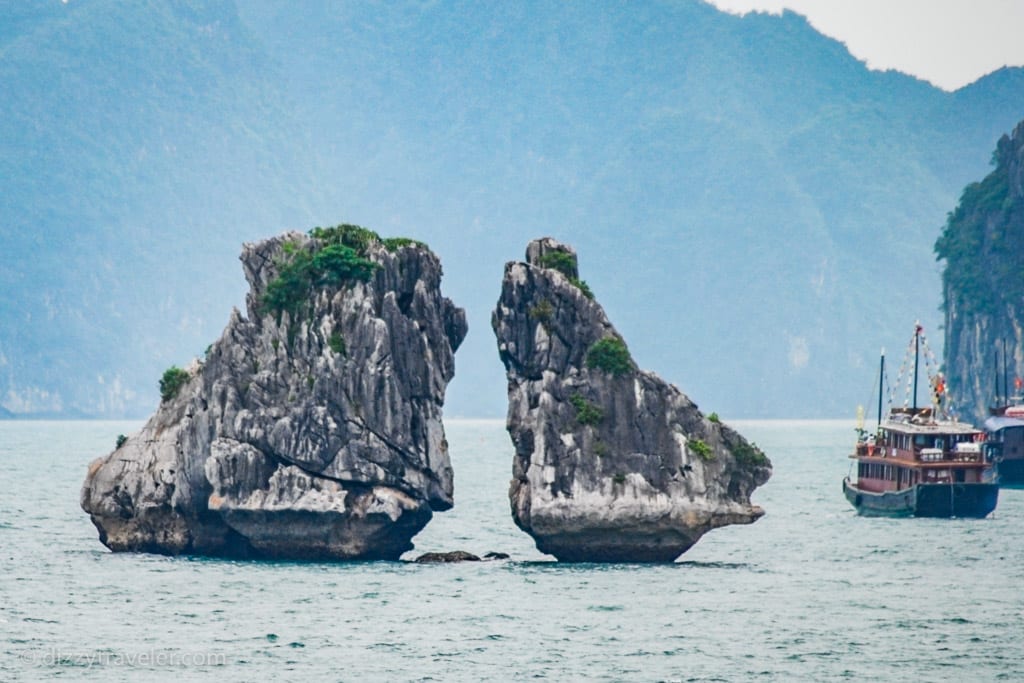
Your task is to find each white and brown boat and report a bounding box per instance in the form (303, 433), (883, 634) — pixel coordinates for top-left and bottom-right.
(843, 325), (999, 518)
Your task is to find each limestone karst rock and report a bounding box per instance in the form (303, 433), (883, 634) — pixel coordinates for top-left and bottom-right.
(938, 119), (1024, 424)
(81, 226), (467, 560)
(492, 238), (772, 562)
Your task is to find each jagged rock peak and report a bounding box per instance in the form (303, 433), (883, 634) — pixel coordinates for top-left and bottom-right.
(81, 224), (467, 560)
(493, 237), (771, 562)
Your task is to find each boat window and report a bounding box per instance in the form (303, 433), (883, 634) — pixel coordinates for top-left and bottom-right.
(935, 438), (943, 450)
(914, 435), (928, 446)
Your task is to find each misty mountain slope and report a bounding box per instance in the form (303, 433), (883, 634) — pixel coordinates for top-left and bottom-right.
(3, 0), (1024, 417)
(0, 0), (330, 414)
(237, 1), (1021, 416)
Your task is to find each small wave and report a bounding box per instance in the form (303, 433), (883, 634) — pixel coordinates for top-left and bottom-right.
(677, 561), (753, 570)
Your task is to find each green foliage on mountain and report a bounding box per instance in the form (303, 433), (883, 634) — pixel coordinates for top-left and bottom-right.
(935, 134), (1024, 316)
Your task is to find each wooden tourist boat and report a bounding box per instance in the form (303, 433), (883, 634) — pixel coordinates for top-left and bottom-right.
(843, 324), (999, 518)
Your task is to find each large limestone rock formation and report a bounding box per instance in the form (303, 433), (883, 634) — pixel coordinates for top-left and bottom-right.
(82, 226), (467, 560)
(493, 238), (771, 562)
(938, 119), (1024, 423)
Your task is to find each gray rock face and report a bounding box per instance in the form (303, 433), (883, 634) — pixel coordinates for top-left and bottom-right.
(81, 229), (466, 560)
(493, 238), (771, 562)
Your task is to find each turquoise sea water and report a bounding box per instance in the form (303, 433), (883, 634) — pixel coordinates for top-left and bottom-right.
(2, 419), (1023, 681)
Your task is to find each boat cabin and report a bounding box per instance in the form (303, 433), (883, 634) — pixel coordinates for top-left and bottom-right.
(984, 415), (1024, 461)
(852, 410), (987, 493)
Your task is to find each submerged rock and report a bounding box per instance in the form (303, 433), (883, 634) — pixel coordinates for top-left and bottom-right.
(492, 238), (771, 562)
(412, 550), (510, 563)
(413, 550), (481, 563)
(81, 226), (466, 560)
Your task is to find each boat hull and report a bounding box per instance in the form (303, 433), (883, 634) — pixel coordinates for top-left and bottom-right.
(996, 458), (1024, 487)
(843, 477), (998, 518)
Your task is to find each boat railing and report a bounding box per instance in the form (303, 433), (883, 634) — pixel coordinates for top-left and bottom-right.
(920, 445), (982, 463)
(854, 443), (983, 463)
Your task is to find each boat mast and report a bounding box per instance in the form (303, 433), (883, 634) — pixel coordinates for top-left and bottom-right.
(1003, 339), (1009, 407)
(996, 345), (1002, 406)
(912, 324), (920, 411)
(877, 348), (885, 428)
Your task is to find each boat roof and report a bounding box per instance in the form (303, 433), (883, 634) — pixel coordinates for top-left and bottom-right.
(880, 417), (981, 436)
(985, 415), (1024, 431)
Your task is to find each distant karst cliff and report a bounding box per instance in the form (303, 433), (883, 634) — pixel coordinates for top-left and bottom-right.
(81, 226), (467, 560)
(492, 238), (772, 562)
(938, 121), (1024, 422)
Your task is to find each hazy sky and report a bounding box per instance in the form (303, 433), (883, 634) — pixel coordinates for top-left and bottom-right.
(706, 0), (1024, 91)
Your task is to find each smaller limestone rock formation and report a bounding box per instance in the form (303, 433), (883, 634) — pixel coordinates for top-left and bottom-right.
(493, 238), (772, 562)
(82, 225), (466, 560)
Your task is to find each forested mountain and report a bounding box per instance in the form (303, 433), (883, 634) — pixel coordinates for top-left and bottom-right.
(3, 0), (1024, 418)
(938, 119), (1024, 422)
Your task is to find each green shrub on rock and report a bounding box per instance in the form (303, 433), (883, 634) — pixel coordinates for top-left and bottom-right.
(690, 439), (714, 461)
(537, 250), (592, 297)
(260, 224), (386, 321)
(734, 442), (769, 467)
(328, 331), (347, 356)
(312, 244), (378, 286)
(382, 237), (428, 252)
(585, 337), (633, 376)
(538, 250), (578, 277)
(529, 299), (554, 325)
(310, 224), (378, 255)
(570, 278), (594, 299)
(159, 366), (190, 402)
(261, 248), (315, 321)
(570, 393), (604, 426)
